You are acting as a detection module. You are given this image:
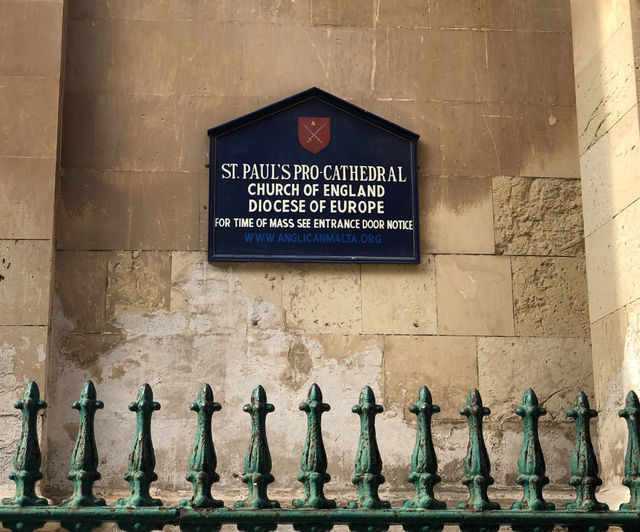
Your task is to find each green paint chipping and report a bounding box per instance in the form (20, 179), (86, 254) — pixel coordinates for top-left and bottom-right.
(181, 383), (223, 509)
(117, 384), (162, 508)
(567, 391), (608, 512)
(3, 380), (640, 532)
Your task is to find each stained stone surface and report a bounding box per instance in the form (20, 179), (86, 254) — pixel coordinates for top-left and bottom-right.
(0, 0), (593, 504)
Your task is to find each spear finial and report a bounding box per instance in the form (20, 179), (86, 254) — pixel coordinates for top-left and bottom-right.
(566, 391), (608, 511)
(512, 389), (554, 512)
(3, 381), (48, 507)
(458, 389), (499, 512)
(403, 386), (445, 510)
(180, 384), (223, 508)
(235, 385), (280, 509)
(293, 383), (335, 509)
(348, 386), (390, 510)
(116, 384), (162, 508)
(63, 381), (106, 507)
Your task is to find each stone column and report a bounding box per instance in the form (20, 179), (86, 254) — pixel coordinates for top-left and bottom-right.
(0, 0), (66, 496)
(570, 0), (640, 505)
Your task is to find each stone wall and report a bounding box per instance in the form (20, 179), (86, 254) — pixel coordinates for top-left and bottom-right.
(0, 0), (591, 505)
(0, 0), (65, 494)
(570, 0), (640, 506)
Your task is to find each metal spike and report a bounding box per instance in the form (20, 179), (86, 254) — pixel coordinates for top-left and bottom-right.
(403, 386), (445, 511)
(235, 385), (280, 509)
(512, 389), (554, 512)
(116, 384), (162, 508)
(3, 381), (48, 507)
(180, 384), (223, 509)
(620, 391), (640, 510)
(566, 391), (608, 511)
(293, 383), (336, 509)
(347, 386), (390, 511)
(63, 381), (106, 507)
(458, 389), (500, 513)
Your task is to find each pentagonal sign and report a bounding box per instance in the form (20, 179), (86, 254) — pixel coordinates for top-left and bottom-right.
(207, 87), (420, 263)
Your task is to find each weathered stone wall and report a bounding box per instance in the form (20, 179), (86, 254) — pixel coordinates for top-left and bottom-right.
(18, 0), (592, 505)
(570, 0), (640, 506)
(0, 0), (65, 496)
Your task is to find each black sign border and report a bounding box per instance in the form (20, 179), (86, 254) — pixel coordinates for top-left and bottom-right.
(207, 87), (420, 264)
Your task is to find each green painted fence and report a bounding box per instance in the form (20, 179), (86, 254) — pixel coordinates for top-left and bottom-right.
(1, 380), (639, 532)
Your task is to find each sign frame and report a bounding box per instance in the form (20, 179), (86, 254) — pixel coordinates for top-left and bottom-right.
(207, 87), (420, 264)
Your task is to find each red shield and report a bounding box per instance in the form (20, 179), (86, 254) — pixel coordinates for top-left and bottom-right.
(298, 117), (330, 153)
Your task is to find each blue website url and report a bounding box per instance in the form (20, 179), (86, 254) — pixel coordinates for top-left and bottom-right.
(243, 232), (383, 244)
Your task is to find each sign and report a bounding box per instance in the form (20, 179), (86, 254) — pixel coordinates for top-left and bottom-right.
(207, 87), (420, 263)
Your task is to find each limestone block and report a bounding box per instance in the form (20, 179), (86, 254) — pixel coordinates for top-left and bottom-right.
(0, 240), (51, 326)
(311, 0), (373, 27)
(512, 256), (589, 338)
(92, 94), (183, 171)
(482, 421), (575, 486)
(484, 30), (574, 106)
(430, 0), (515, 30)
(0, 326), (48, 405)
(0, 76), (60, 158)
(69, 0), (293, 23)
(0, 0), (63, 77)
(515, 0), (572, 33)
(55, 251), (109, 333)
(589, 298), (640, 487)
(383, 335), (478, 420)
(586, 199), (640, 322)
(179, 96), (271, 173)
(52, 331), (125, 385)
(421, 177), (494, 254)
(369, 99), (520, 177)
(60, 92), (94, 169)
(477, 337), (593, 422)
(570, 0), (630, 75)
(436, 254), (514, 336)
(0, 325), (48, 495)
(238, 24), (374, 101)
(0, 157), (56, 239)
(518, 104), (579, 178)
(282, 264), (361, 334)
(106, 251), (171, 320)
(589, 298), (640, 411)
(62, 19), (106, 95)
(361, 256), (436, 334)
(575, 21), (636, 154)
(68, 0), (107, 21)
(493, 176), (584, 256)
(376, 0), (429, 28)
(56, 169), (200, 250)
(580, 105), (640, 236)
(233, 263), (285, 307)
(375, 28), (493, 102)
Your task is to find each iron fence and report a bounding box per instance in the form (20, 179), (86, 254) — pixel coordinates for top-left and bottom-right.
(1, 380), (639, 532)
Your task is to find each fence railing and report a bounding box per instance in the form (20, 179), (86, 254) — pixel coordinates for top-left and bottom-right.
(0, 380), (639, 532)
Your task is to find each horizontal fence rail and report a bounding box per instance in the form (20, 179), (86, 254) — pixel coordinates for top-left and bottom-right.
(0, 381), (639, 532)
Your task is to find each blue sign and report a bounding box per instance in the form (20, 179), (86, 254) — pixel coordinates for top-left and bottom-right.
(207, 87), (420, 263)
